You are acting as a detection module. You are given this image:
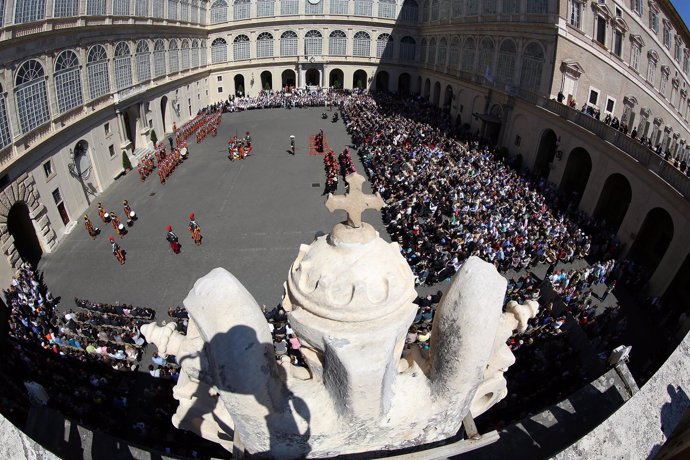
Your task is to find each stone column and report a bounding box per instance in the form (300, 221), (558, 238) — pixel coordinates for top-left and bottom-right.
(116, 109), (128, 145)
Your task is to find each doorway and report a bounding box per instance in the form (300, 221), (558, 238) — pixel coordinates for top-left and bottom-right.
(329, 69), (343, 89)
(261, 71), (273, 91)
(282, 69), (296, 89)
(306, 68), (320, 86)
(7, 202), (42, 267)
(398, 73), (411, 95)
(234, 74), (245, 96)
(353, 70), (367, 90)
(375, 71), (389, 92)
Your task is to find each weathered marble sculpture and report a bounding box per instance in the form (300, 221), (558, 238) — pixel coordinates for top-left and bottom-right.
(142, 172), (538, 458)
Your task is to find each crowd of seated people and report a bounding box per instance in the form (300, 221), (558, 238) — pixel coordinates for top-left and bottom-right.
(343, 94), (591, 286)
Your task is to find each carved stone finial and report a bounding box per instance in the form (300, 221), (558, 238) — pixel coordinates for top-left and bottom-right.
(325, 172), (385, 229)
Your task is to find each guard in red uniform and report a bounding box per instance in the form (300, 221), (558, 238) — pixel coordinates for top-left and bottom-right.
(84, 215), (98, 239)
(166, 225), (181, 254)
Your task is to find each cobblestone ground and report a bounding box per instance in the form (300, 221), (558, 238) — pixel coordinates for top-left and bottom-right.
(39, 107), (387, 315)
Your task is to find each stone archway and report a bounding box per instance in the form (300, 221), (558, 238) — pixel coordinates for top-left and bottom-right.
(628, 207), (674, 275)
(534, 129), (557, 179)
(353, 69), (367, 90)
(282, 69), (296, 89)
(8, 203), (42, 267)
(559, 147), (592, 209)
(375, 71), (389, 92)
(261, 71), (273, 91)
(443, 85), (453, 109)
(432, 81), (441, 107)
(592, 173), (632, 233)
(398, 73), (411, 96)
(234, 74), (245, 96)
(306, 68), (320, 86)
(0, 173), (54, 269)
(161, 96), (169, 133)
(329, 69), (343, 89)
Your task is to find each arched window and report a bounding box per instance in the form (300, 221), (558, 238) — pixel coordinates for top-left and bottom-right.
(233, 0), (249, 20)
(400, 0), (418, 23)
(280, 31), (298, 56)
(15, 0), (46, 23)
(0, 83), (12, 149)
(430, 0), (439, 20)
(212, 37), (227, 63)
(437, 37), (447, 66)
(520, 42), (544, 92)
(378, 0), (395, 18)
(377, 33), (393, 59)
(180, 0), (189, 21)
(452, 0), (462, 17)
(234, 34), (250, 60)
(113, 0), (129, 15)
(153, 0), (164, 17)
(54, 50), (83, 114)
(329, 30), (347, 56)
(87, 45), (109, 100)
(466, 0), (478, 15)
(330, 0), (347, 15)
(354, 0), (371, 16)
(53, 0), (77, 17)
(87, 0), (106, 15)
(114, 42), (133, 90)
(210, 0), (227, 22)
(353, 31), (370, 57)
(449, 37), (460, 69)
(400, 36), (416, 61)
(496, 39), (516, 83)
(477, 37), (494, 76)
(420, 38), (428, 63)
(154, 40), (166, 77)
(135, 0), (148, 16)
(461, 37), (476, 72)
(305, 30), (323, 56)
(136, 40), (151, 82)
(180, 39), (190, 69)
(169, 39), (179, 72)
(190, 0), (199, 22)
(256, 32), (273, 58)
(167, 0), (178, 20)
(191, 40), (200, 67)
(281, 0), (298, 15)
(15, 60), (50, 134)
(200, 40), (207, 65)
(527, 0), (547, 14)
(305, 0), (322, 14)
(427, 38), (436, 65)
(257, 0), (273, 17)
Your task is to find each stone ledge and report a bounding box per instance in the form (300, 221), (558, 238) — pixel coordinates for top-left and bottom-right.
(551, 331), (690, 460)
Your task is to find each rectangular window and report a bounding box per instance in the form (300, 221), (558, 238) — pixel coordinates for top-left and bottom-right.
(647, 60), (656, 85)
(515, 135), (521, 146)
(109, 145), (115, 157)
(281, 0), (298, 15)
(217, 75), (222, 82)
(588, 88), (599, 106)
(613, 30), (623, 57)
(596, 16), (606, 45)
(43, 160), (53, 179)
(650, 11), (659, 33)
(330, 0), (348, 14)
(569, 1), (581, 28)
(631, 44), (640, 71)
(52, 188), (62, 205)
(605, 97), (615, 113)
(104, 122), (110, 135)
(632, 0), (643, 16)
(52, 188), (70, 226)
(663, 26), (672, 49)
(217, 87), (223, 93)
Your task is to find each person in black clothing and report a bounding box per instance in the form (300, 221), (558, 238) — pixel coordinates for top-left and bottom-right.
(166, 225), (181, 254)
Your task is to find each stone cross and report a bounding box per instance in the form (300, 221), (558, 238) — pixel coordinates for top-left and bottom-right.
(325, 172), (385, 228)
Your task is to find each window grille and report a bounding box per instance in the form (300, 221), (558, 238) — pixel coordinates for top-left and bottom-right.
(15, 59), (50, 134)
(54, 50), (83, 114)
(87, 45), (110, 99)
(353, 31), (370, 57)
(329, 30), (347, 55)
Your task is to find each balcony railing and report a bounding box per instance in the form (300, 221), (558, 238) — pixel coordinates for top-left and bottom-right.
(539, 98), (690, 201)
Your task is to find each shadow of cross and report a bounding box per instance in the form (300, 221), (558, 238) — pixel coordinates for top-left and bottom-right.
(325, 172), (385, 228)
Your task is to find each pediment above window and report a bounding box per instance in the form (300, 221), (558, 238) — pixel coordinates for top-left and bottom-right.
(591, 2), (612, 19)
(647, 49), (660, 62)
(648, 1), (659, 14)
(630, 34), (645, 47)
(612, 17), (629, 32)
(661, 65), (670, 75)
(561, 59), (585, 77)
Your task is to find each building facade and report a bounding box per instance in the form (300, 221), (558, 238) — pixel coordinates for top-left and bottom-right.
(0, 0), (688, 305)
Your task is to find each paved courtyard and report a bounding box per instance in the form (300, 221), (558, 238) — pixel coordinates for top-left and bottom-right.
(39, 107), (389, 314)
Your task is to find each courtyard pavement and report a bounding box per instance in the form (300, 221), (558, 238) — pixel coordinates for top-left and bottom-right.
(39, 107), (389, 315)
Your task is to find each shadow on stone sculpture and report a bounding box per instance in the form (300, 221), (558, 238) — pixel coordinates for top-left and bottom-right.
(142, 172), (539, 458)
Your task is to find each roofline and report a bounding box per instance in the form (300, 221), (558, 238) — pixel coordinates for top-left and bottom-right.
(658, 0), (690, 45)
